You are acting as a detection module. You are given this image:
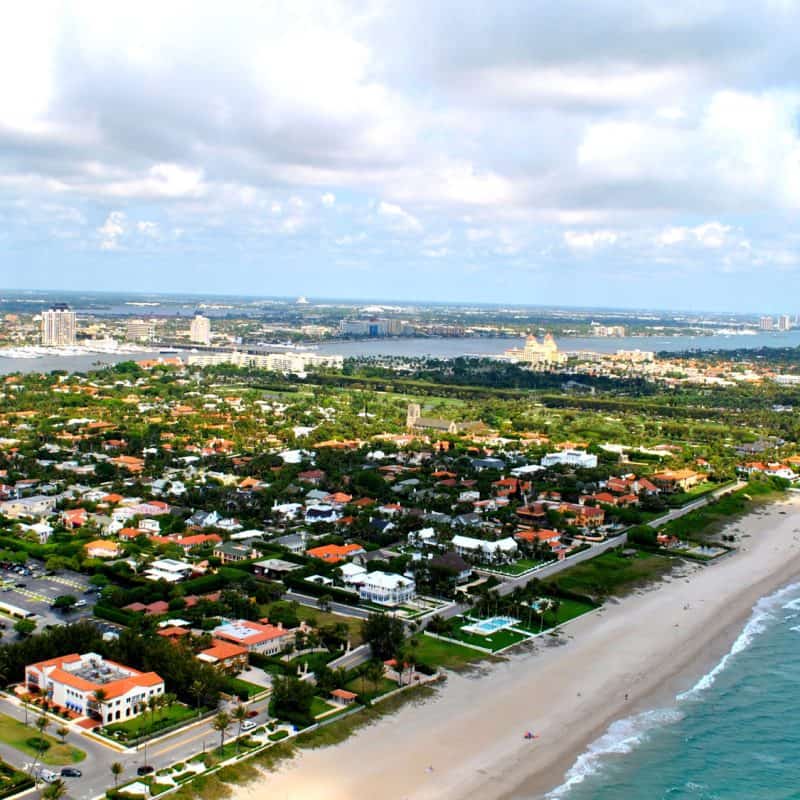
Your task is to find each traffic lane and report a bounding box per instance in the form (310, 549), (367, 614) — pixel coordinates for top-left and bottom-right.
(284, 591), (372, 620)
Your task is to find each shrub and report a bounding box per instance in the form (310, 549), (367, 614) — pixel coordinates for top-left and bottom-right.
(26, 737), (50, 751)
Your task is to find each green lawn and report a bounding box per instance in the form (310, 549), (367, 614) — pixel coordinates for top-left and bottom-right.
(442, 618), (530, 652)
(310, 697), (337, 718)
(545, 549), (673, 600)
(513, 598), (596, 633)
(0, 714), (85, 765)
(225, 678), (268, 700)
(344, 676), (396, 702)
(263, 602), (365, 647)
(105, 703), (195, 738)
(414, 634), (491, 670)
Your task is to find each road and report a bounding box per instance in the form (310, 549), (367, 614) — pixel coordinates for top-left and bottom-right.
(0, 693), (275, 800)
(284, 590), (372, 620)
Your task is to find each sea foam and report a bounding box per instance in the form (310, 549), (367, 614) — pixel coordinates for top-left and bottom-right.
(546, 581), (800, 798)
(545, 709), (684, 798)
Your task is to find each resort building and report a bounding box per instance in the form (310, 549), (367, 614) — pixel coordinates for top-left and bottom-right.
(503, 334), (566, 366)
(357, 571), (416, 606)
(25, 653), (164, 724)
(0, 495), (56, 519)
(212, 619), (296, 655)
(650, 469), (704, 492)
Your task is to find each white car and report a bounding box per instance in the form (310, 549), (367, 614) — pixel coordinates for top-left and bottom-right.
(241, 720), (257, 732)
(38, 770), (58, 784)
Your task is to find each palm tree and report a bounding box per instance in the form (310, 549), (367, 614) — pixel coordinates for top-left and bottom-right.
(110, 762), (123, 789)
(92, 689), (108, 724)
(190, 679), (206, 714)
(56, 726), (68, 744)
(212, 711), (230, 754)
(42, 778), (67, 800)
(231, 705), (248, 754)
(365, 660), (385, 693)
(29, 715), (50, 777)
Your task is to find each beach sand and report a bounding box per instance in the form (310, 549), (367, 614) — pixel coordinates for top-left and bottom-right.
(232, 495), (800, 800)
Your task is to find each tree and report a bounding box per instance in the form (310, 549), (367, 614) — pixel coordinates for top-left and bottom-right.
(364, 660), (385, 694)
(212, 711), (231, 753)
(110, 762), (123, 789)
(269, 676), (315, 727)
(232, 704), (248, 754)
(29, 715), (50, 777)
(42, 778), (67, 800)
(56, 726), (68, 744)
(361, 613), (404, 661)
(317, 594), (332, 613)
(52, 595), (77, 612)
(14, 619), (36, 637)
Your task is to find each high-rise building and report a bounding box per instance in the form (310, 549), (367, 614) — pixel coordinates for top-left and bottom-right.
(189, 314), (211, 345)
(125, 319), (156, 342)
(778, 315), (792, 332)
(759, 316), (774, 331)
(41, 304), (77, 346)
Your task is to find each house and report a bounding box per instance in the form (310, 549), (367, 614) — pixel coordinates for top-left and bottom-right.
(304, 504), (341, 524)
(272, 531), (310, 553)
(24, 522), (54, 544)
(212, 619), (295, 655)
(407, 528), (437, 548)
(213, 541), (259, 564)
(272, 502), (303, 520)
(110, 455), (145, 473)
(25, 653), (164, 724)
(61, 508), (88, 529)
(358, 571), (416, 606)
(651, 469), (703, 492)
(297, 469), (326, 486)
(196, 640), (249, 673)
(330, 688), (357, 706)
(138, 518), (161, 534)
(144, 558), (193, 582)
(187, 510), (220, 528)
(429, 551), (472, 584)
(0, 495), (56, 519)
(85, 540), (122, 559)
(451, 535), (518, 563)
(306, 543), (365, 564)
(340, 562), (368, 586)
(253, 558), (303, 579)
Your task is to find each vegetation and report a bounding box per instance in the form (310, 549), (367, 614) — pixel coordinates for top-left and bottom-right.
(0, 714), (85, 765)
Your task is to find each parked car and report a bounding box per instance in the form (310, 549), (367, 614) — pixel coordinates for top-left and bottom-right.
(38, 770), (58, 784)
(137, 766), (154, 776)
(60, 768), (82, 778)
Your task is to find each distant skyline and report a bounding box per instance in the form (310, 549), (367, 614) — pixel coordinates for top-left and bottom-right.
(3, 2), (800, 310)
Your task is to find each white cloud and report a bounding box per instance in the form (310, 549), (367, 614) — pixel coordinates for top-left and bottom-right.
(377, 200), (422, 233)
(564, 229), (619, 250)
(321, 192), (336, 207)
(136, 220), (160, 238)
(97, 211), (126, 249)
(656, 221), (730, 248)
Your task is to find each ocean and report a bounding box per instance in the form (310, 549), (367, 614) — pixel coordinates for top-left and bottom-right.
(546, 581), (800, 800)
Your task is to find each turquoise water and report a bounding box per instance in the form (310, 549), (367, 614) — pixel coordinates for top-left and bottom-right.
(544, 582), (800, 800)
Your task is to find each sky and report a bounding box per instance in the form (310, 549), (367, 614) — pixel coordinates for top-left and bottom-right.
(2, 1), (800, 311)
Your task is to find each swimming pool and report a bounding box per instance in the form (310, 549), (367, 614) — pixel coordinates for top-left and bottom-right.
(462, 616), (520, 635)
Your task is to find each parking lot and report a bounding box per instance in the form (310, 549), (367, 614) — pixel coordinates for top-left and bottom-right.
(0, 561), (96, 631)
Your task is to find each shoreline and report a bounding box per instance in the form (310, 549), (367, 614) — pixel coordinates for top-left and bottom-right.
(230, 496), (800, 800)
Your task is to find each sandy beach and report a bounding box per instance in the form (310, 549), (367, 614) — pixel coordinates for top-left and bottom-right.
(233, 495), (800, 800)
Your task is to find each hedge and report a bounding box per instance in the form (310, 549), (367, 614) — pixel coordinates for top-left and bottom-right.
(283, 574), (360, 606)
(93, 604), (137, 626)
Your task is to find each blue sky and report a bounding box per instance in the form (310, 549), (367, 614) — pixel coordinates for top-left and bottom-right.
(2, 1), (800, 312)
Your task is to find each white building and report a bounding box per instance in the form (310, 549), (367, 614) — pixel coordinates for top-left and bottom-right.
(541, 450), (598, 469)
(125, 319), (156, 342)
(41, 304), (76, 346)
(144, 558), (193, 582)
(25, 653), (164, 724)
(189, 314), (211, 345)
(0, 495), (56, 519)
(358, 571), (416, 606)
(451, 535), (518, 562)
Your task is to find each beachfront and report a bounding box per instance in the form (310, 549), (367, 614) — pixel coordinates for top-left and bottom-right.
(231, 495), (800, 800)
